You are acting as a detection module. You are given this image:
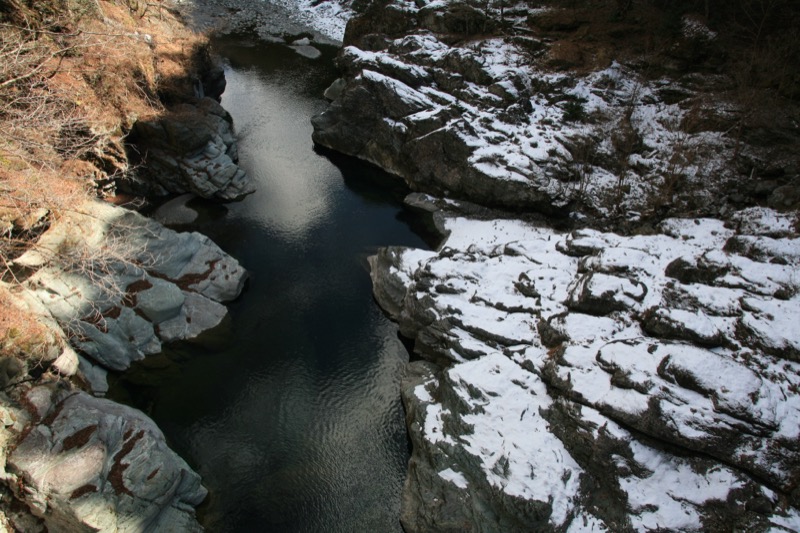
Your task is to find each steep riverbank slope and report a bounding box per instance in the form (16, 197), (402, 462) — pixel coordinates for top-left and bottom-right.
(313, 0), (800, 530)
(313, 0), (799, 223)
(0, 1), (250, 528)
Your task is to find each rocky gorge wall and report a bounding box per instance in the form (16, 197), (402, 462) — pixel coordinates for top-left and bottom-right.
(312, 0), (800, 531)
(371, 199), (800, 531)
(312, 0), (800, 222)
(0, 1), (254, 529)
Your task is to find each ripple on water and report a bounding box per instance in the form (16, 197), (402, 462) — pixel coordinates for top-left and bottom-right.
(109, 35), (430, 533)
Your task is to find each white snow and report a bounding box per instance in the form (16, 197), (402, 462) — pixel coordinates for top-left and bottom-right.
(446, 352), (583, 527)
(384, 206), (800, 526)
(438, 468), (469, 489)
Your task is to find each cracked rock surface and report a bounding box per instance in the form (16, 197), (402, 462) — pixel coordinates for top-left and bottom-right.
(371, 202), (800, 531)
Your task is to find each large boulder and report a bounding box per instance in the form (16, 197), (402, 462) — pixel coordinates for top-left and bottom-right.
(371, 203), (800, 531)
(125, 98), (254, 201)
(15, 200), (247, 386)
(6, 384), (205, 532)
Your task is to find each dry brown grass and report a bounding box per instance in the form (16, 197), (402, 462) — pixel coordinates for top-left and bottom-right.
(0, 285), (57, 361)
(0, 0), (208, 359)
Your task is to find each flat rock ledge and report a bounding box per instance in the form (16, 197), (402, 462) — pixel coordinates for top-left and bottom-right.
(125, 97), (255, 201)
(370, 201), (800, 532)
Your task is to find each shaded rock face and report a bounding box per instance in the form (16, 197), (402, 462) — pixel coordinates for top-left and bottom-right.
(371, 202), (800, 531)
(125, 97), (254, 201)
(15, 200), (247, 389)
(7, 384), (205, 532)
(312, 40), (571, 213)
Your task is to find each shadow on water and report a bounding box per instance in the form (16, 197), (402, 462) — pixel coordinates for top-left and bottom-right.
(108, 35), (433, 532)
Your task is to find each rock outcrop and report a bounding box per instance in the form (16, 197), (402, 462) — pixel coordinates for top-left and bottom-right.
(3, 384), (205, 532)
(371, 201), (800, 531)
(125, 97), (255, 201)
(313, 0), (800, 219)
(0, 198), (247, 530)
(14, 200), (247, 394)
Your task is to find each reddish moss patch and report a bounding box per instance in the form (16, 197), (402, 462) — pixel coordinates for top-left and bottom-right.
(146, 468), (159, 480)
(18, 392), (43, 422)
(62, 425), (98, 452)
(109, 429), (145, 497)
(103, 306), (122, 320)
(40, 396), (70, 427)
(70, 484), (98, 500)
(122, 279), (154, 307)
(175, 260), (218, 290)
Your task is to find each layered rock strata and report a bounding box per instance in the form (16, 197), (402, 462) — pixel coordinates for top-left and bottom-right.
(371, 201), (800, 531)
(0, 199), (247, 530)
(2, 385), (206, 532)
(15, 200), (247, 394)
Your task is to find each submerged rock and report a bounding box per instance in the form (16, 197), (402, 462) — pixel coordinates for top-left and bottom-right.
(372, 204), (800, 531)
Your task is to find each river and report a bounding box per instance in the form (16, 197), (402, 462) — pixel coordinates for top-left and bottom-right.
(109, 32), (432, 532)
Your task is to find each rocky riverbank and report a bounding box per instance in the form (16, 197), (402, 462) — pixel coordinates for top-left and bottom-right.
(312, 0), (800, 222)
(0, 1), (252, 529)
(371, 199), (799, 531)
(311, 0), (800, 530)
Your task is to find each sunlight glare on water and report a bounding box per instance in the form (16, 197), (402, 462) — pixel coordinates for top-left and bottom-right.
(108, 35), (431, 533)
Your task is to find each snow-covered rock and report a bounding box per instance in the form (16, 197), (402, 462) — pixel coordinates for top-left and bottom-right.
(314, 0), (796, 220)
(372, 202), (800, 531)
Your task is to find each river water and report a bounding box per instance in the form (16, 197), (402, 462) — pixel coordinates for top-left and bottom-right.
(109, 34), (431, 532)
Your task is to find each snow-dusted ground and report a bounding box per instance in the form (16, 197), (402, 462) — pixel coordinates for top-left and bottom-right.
(171, 0), (352, 43)
(314, 0), (745, 218)
(373, 203), (800, 531)
(268, 0), (352, 41)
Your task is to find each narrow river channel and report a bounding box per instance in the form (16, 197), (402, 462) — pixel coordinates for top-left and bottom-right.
(109, 33), (431, 532)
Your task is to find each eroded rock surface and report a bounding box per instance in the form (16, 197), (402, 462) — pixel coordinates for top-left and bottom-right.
(5, 384), (205, 532)
(313, 0), (800, 218)
(126, 97), (255, 201)
(371, 202), (800, 531)
(15, 200), (247, 390)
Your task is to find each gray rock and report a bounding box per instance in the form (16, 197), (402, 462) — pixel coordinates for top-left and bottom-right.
(7, 385), (205, 532)
(17, 200), (247, 373)
(135, 277), (185, 323)
(372, 209), (800, 531)
(323, 77), (347, 100)
(152, 193), (200, 226)
(125, 98), (255, 201)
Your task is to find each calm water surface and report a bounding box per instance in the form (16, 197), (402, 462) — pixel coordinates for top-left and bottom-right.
(109, 35), (430, 532)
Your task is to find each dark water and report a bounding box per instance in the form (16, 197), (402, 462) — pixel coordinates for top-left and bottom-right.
(109, 35), (430, 532)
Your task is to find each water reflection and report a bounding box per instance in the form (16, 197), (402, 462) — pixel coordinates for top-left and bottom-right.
(221, 56), (336, 240)
(109, 36), (430, 532)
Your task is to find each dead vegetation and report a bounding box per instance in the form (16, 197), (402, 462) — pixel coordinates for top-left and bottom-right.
(0, 0), (209, 356)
